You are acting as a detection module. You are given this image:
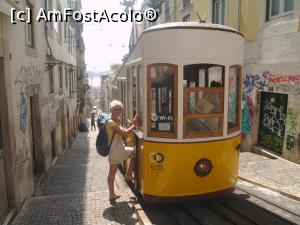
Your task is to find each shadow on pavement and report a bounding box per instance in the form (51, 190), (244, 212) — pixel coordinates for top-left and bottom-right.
(103, 201), (138, 225)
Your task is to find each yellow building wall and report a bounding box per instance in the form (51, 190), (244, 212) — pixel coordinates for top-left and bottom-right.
(191, 0), (209, 22)
(227, 0), (238, 30)
(160, 0), (260, 42)
(240, 0), (260, 41)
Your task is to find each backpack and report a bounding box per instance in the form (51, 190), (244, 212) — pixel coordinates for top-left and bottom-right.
(96, 120), (115, 157)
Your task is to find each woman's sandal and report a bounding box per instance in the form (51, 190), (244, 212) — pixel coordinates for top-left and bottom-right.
(109, 195), (121, 203)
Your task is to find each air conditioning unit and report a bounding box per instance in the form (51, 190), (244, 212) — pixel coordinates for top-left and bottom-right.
(6, 0), (23, 10)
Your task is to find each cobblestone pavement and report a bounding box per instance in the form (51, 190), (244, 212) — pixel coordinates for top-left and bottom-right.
(239, 152), (300, 200)
(11, 131), (139, 225)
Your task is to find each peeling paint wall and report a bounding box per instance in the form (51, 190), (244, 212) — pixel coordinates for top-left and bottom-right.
(0, 0), (80, 211)
(241, 0), (300, 164)
(284, 94), (300, 163)
(242, 67), (300, 164)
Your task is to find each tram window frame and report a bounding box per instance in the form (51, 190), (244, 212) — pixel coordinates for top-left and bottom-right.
(132, 65), (137, 116)
(137, 65), (144, 130)
(126, 68), (131, 119)
(183, 64), (224, 138)
(147, 63), (178, 138)
(228, 65), (242, 134)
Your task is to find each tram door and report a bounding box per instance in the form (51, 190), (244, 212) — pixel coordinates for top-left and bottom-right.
(0, 115), (9, 220)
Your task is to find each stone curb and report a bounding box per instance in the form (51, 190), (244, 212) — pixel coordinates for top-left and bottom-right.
(115, 170), (152, 225)
(126, 189), (152, 225)
(238, 176), (300, 202)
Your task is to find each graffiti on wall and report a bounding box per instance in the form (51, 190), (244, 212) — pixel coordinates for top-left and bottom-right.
(242, 71), (269, 135)
(15, 64), (43, 92)
(258, 132), (284, 153)
(268, 74), (300, 93)
(242, 71), (300, 136)
(262, 103), (286, 137)
(241, 93), (255, 135)
(19, 93), (27, 133)
(286, 108), (298, 136)
(244, 71), (300, 94)
(258, 92), (288, 154)
(268, 74), (300, 84)
(15, 64), (43, 133)
(243, 71), (269, 93)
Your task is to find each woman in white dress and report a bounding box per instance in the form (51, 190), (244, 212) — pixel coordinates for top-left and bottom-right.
(106, 100), (137, 203)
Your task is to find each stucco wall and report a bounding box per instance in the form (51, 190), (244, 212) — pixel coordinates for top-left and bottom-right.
(0, 0), (79, 210)
(243, 12), (300, 163)
(1, 6), (47, 207)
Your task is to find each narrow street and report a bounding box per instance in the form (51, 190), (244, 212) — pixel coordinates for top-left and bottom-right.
(1, 1), (300, 225)
(10, 130), (300, 225)
(11, 131), (139, 225)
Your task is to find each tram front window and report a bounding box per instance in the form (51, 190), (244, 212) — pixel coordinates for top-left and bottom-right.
(183, 64), (224, 138)
(147, 64), (177, 138)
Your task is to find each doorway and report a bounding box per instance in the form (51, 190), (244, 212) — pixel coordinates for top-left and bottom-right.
(51, 130), (56, 159)
(60, 100), (66, 151)
(258, 92), (288, 154)
(0, 107), (9, 222)
(67, 111), (71, 148)
(0, 57), (9, 222)
(30, 95), (43, 186)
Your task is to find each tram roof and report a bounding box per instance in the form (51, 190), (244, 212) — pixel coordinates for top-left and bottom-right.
(143, 22), (244, 37)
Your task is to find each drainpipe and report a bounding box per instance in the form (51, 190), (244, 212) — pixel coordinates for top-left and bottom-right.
(44, 0), (53, 56)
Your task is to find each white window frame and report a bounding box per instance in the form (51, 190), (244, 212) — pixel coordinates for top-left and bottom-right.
(25, 0), (35, 48)
(268, 0), (294, 20)
(212, 0), (225, 25)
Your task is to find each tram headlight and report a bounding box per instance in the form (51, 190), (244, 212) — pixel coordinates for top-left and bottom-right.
(194, 158), (213, 177)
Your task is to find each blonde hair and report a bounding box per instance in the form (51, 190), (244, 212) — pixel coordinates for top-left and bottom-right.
(109, 100), (123, 112)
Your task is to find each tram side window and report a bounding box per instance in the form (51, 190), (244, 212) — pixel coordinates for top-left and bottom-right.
(132, 66), (137, 116)
(147, 64), (177, 138)
(183, 64), (224, 138)
(228, 65), (241, 133)
(137, 65), (143, 130)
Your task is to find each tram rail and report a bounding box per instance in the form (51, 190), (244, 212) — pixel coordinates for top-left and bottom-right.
(126, 179), (300, 225)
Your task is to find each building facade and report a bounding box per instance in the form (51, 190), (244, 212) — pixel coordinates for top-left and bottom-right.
(0, 0), (86, 223)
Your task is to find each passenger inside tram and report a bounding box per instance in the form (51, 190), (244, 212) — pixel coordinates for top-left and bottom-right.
(184, 65), (224, 136)
(195, 80), (222, 113)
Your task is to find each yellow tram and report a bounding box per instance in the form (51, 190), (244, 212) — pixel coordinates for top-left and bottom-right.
(117, 22), (244, 202)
